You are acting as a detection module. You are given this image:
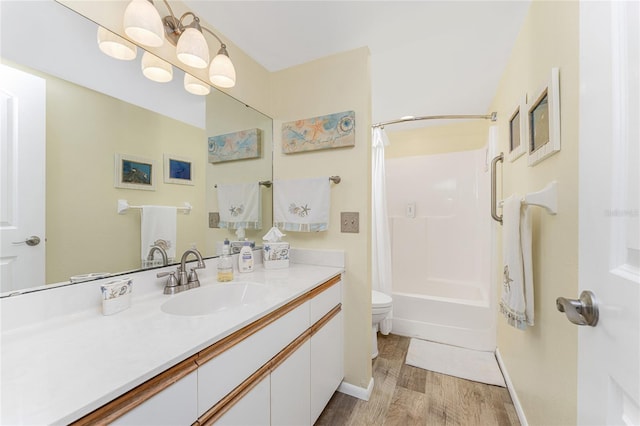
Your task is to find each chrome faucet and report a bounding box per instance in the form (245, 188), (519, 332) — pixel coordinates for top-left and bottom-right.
(178, 248), (206, 286)
(146, 245), (168, 266)
(157, 248), (206, 295)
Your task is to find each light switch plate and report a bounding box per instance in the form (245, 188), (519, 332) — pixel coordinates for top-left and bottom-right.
(209, 212), (220, 228)
(341, 212), (359, 233)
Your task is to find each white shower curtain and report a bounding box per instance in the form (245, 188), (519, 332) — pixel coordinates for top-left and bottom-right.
(372, 127), (393, 334)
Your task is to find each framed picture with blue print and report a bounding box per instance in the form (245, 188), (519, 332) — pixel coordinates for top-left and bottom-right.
(163, 154), (194, 185)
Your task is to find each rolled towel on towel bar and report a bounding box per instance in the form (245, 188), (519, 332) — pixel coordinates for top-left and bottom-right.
(499, 194), (534, 329)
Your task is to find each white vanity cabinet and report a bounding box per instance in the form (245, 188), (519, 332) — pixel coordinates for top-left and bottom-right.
(113, 371), (198, 426)
(271, 340), (312, 425)
(72, 274), (343, 426)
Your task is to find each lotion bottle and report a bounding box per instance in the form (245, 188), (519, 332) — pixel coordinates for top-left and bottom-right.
(238, 241), (254, 273)
(217, 239), (234, 282)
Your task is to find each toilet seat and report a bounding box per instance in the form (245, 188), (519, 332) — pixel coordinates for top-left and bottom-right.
(372, 290), (392, 310)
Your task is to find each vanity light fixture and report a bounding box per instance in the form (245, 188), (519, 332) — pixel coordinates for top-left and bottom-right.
(119, 0), (236, 88)
(97, 26), (138, 60)
(123, 0), (165, 47)
(184, 73), (211, 95)
(141, 51), (173, 83)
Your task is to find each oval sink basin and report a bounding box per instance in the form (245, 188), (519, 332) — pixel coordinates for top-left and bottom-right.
(161, 282), (271, 316)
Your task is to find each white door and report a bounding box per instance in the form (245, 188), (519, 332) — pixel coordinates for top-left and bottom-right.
(0, 64), (46, 294)
(576, 1), (640, 424)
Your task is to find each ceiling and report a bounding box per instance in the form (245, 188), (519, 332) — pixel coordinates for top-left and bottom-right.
(185, 1), (531, 126)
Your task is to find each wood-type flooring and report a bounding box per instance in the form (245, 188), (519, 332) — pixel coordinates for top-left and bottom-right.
(315, 334), (520, 426)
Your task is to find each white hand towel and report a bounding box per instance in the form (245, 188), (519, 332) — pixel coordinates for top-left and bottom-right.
(141, 206), (177, 266)
(217, 182), (262, 230)
(500, 194), (534, 329)
(273, 177), (330, 232)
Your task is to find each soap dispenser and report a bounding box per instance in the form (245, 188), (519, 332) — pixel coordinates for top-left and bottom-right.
(238, 241), (254, 273)
(217, 239), (234, 282)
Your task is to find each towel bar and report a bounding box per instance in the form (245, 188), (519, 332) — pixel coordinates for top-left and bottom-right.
(117, 199), (192, 215)
(498, 181), (558, 215)
(215, 177), (341, 189)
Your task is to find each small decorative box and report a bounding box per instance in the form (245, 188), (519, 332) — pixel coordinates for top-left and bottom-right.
(263, 242), (290, 269)
(100, 278), (133, 315)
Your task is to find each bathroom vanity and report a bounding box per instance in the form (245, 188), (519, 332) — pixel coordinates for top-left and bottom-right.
(0, 252), (344, 425)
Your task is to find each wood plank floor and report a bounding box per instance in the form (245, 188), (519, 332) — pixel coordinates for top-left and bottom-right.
(315, 334), (520, 426)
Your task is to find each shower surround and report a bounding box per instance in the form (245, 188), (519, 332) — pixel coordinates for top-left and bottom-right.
(386, 147), (496, 351)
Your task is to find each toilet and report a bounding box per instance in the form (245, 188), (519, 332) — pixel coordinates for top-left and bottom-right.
(371, 290), (393, 359)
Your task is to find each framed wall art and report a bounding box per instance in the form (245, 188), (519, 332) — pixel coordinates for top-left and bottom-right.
(208, 128), (261, 163)
(507, 95), (527, 162)
(164, 154), (193, 185)
(282, 110), (355, 154)
(114, 153), (156, 191)
(528, 68), (561, 166)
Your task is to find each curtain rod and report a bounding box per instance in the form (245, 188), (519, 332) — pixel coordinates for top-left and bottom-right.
(372, 112), (497, 129)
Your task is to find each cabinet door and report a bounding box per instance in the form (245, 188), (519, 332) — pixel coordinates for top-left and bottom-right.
(271, 340), (311, 426)
(113, 371), (197, 425)
(310, 311), (344, 424)
(215, 377), (270, 426)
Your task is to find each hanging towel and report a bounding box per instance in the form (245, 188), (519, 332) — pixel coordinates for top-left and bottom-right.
(216, 182), (262, 230)
(273, 177), (330, 232)
(141, 206), (177, 267)
(500, 194), (534, 329)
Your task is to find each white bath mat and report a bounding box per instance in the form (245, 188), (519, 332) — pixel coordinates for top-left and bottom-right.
(406, 338), (506, 387)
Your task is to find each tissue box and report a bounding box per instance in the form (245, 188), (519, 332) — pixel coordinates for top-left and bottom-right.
(100, 278), (132, 315)
(263, 242), (290, 269)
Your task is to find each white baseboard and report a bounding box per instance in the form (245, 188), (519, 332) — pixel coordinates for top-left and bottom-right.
(337, 377), (374, 401)
(495, 348), (528, 426)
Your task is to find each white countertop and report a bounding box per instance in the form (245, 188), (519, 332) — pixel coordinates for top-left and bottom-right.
(0, 262), (343, 425)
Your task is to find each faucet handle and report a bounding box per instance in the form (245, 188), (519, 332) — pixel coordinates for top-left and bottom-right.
(158, 271), (180, 294)
(187, 268), (201, 289)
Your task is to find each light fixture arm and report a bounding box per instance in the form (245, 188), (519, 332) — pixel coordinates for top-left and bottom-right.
(201, 26), (225, 48)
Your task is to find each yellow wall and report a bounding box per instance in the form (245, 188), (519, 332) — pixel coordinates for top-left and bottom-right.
(270, 47), (373, 389)
(45, 74), (207, 283)
(490, 1), (579, 424)
(385, 120), (490, 158)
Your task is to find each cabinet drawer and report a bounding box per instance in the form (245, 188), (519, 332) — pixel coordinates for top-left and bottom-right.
(113, 371), (197, 426)
(197, 301), (310, 416)
(310, 279), (342, 325)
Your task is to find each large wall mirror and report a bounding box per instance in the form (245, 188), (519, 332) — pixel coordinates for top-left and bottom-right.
(0, 1), (273, 295)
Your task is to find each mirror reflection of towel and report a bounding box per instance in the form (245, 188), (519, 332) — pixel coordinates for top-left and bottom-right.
(273, 177), (330, 232)
(216, 183), (262, 230)
(499, 194), (534, 329)
(141, 206), (176, 266)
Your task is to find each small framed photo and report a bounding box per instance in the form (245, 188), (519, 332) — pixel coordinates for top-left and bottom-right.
(164, 154), (194, 185)
(528, 68), (560, 166)
(114, 153), (156, 191)
(507, 95), (527, 162)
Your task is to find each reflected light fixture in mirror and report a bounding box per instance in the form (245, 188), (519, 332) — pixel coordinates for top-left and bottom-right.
(97, 26), (137, 60)
(184, 73), (211, 95)
(141, 51), (173, 82)
(118, 0), (236, 90)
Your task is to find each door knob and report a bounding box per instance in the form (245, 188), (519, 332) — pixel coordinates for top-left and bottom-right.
(556, 290), (599, 326)
(12, 236), (41, 246)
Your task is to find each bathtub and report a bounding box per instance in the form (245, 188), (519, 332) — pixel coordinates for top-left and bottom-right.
(386, 147), (496, 352)
(392, 279), (495, 351)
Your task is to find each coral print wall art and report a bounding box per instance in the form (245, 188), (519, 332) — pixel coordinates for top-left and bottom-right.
(282, 110), (355, 154)
(208, 128), (262, 163)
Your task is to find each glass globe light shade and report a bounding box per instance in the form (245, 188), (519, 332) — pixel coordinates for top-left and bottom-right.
(97, 26), (137, 60)
(184, 73), (211, 95)
(176, 28), (210, 69)
(123, 0), (164, 47)
(209, 52), (236, 88)
(141, 51), (173, 83)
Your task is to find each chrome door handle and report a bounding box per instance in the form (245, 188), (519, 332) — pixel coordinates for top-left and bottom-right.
(556, 290), (599, 327)
(12, 236), (41, 246)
